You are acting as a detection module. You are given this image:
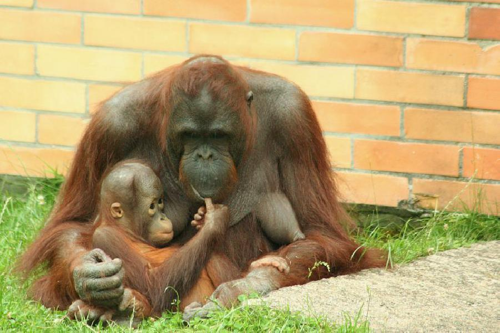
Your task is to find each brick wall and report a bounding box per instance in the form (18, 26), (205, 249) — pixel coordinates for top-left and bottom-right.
(0, 0), (499, 214)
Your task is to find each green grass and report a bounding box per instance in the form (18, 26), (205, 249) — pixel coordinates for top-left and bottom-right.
(0, 176), (498, 332)
(355, 208), (500, 268)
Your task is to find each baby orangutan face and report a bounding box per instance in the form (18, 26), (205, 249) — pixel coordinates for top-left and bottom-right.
(102, 162), (174, 247)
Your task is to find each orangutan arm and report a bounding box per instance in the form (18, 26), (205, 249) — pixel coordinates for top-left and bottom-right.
(19, 223), (125, 310)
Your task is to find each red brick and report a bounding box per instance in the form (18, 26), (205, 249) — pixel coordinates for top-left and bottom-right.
(251, 0), (354, 28)
(0, 42), (34, 75)
(356, 69), (464, 107)
(406, 38), (500, 75)
(324, 136), (351, 168)
(299, 32), (403, 67)
(354, 140), (460, 176)
(405, 108), (500, 145)
(469, 8), (500, 40)
(312, 101), (400, 136)
(144, 0), (246, 21)
(467, 77), (500, 111)
(38, 115), (89, 146)
(85, 15), (186, 52)
(38, 0), (140, 14)
(250, 62), (354, 98)
(454, 0), (500, 3)
(0, 110), (36, 142)
(0, 0), (33, 7)
(357, 0), (466, 37)
(0, 77), (85, 113)
(463, 148), (500, 181)
(0, 9), (80, 44)
(37, 45), (142, 82)
(413, 179), (500, 215)
(190, 23), (296, 61)
(337, 171), (408, 207)
(0, 145), (74, 177)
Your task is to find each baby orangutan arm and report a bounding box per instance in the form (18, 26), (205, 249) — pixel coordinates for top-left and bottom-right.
(148, 198), (229, 313)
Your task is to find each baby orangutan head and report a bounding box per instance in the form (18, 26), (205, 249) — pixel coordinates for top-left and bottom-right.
(100, 161), (174, 247)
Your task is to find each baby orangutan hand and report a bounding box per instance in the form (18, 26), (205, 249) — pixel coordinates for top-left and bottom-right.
(250, 255), (290, 274)
(191, 198), (229, 234)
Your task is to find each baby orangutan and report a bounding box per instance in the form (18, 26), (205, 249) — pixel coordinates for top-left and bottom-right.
(69, 161), (214, 325)
(68, 161), (290, 325)
(68, 161), (175, 324)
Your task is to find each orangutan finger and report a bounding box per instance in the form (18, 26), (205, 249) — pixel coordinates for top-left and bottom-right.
(78, 259), (123, 278)
(99, 310), (114, 323)
(68, 301), (104, 323)
(83, 248), (111, 264)
(67, 300), (87, 319)
(90, 286), (125, 301)
(204, 198), (214, 211)
(84, 275), (123, 291)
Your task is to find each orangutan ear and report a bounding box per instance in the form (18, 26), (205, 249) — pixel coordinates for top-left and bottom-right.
(111, 202), (123, 219)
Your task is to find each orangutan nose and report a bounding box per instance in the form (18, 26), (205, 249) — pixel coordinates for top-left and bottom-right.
(197, 148), (213, 161)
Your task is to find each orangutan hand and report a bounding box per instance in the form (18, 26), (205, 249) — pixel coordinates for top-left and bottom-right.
(191, 198), (229, 235)
(183, 266), (281, 322)
(67, 299), (113, 324)
(73, 248), (125, 308)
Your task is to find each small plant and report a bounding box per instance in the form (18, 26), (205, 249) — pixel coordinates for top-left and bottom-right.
(308, 260), (331, 279)
(163, 286), (181, 309)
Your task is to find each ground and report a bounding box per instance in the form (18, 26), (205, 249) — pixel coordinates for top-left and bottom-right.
(247, 241), (500, 332)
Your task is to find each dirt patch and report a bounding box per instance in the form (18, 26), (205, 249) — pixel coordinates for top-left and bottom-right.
(248, 241), (500, 332)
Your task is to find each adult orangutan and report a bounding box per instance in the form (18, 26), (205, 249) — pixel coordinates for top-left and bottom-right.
(19, 55), (384, 321)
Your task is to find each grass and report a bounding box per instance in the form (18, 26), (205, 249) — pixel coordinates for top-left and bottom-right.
(0, 176), (498, 332)
(355, 208), (500, 268)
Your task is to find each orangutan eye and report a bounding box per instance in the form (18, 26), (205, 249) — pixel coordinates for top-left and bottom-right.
(158, 198), (164, 210)
(182, 130), (199, 140)
(212, 131), (227, 139)
(149, 202), (155, 216)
